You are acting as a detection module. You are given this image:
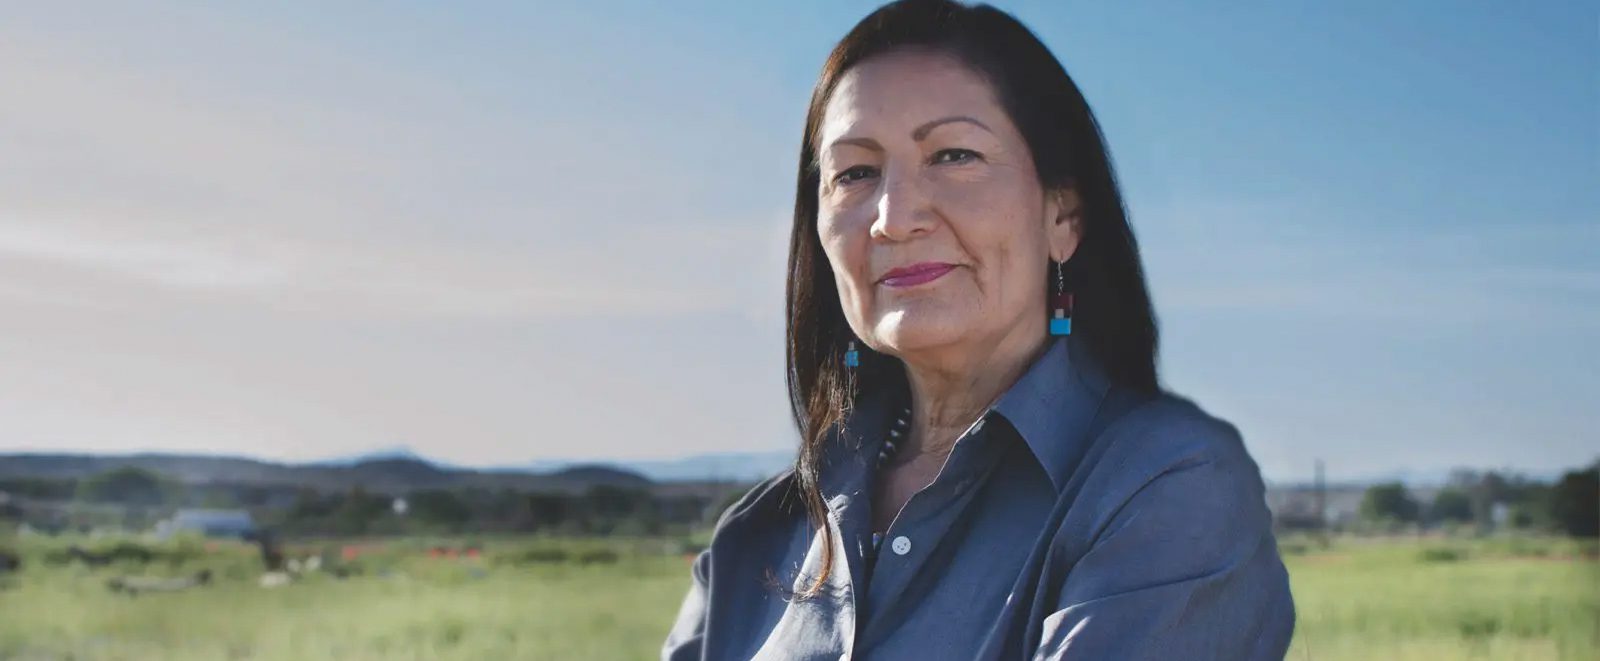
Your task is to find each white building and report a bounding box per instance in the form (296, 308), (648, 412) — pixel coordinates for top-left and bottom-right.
(155, 509), (259, 539)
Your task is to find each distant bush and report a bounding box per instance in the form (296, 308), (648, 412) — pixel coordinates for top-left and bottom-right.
(490, 543), (623, 567)
(41, 540), (198, 568)
(498, 547), (570, 566)
(1456, 611), (1503, 641)
(1418, 547), (1468, 563)
(576, 549), (619, 565)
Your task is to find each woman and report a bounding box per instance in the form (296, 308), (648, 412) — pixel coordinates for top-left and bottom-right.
(664, 1), (1295, 659)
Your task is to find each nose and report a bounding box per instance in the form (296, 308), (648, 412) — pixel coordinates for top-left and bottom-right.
(869, 163), (935, 242)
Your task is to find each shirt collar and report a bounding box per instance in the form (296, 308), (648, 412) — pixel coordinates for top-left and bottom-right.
(819, 333), (1112, 504)
(991, 333), (1111, 492)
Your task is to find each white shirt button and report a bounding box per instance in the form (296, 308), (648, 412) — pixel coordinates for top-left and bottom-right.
(890, 535), (912, 555)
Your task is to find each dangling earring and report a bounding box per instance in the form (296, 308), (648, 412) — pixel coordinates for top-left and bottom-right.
(1050, 259), (1073, 336)
(844, 340), (861, 368)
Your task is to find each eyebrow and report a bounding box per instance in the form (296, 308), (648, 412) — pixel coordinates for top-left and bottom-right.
(826, 115), (994, 152)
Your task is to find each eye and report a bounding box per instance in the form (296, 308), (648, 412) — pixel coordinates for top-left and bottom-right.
(932, 148), (981, 165)
(833, 165), (879, 186)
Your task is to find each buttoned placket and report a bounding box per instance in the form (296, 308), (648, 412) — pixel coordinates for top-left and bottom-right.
(853, 413), (1011, 648)
(817, 388), (1013, 658)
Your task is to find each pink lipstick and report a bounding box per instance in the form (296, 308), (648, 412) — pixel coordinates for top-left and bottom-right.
(878, 262), (956, 288)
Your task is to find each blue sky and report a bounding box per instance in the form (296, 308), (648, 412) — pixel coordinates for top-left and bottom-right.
(0, 1), (1593, 483)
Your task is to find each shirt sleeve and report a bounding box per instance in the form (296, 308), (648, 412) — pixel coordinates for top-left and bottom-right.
(661, 547), (712, 661)
(1033, 453), (1296, 660)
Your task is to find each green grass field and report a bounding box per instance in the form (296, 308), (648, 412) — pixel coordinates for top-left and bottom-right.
(0, 534), (1594, 660)
(1281, 536), (1598, 660)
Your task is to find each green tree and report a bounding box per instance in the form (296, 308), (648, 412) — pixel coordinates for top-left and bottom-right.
(525, 493), (575, 532)
(409, 489), (472, 527)
(288, 488), (334, 520)
(0, 477), (78, 500)
(1360, 482), (1419, 524)
(586, 485), (651, 519)
(333, 486), (391, 534)
(1472, 471), (1511, 529)
(1428, 488), (1474, 524)
(1549, 462), (1599, 538)
(1507, 483), (1553, 530)
(76, 467), (175, 506)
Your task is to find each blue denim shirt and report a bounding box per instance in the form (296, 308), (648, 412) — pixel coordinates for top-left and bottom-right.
(663, 335), (1295, 660)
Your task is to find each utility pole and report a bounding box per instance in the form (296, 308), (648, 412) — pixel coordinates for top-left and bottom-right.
(1314, 459), (1328, 548)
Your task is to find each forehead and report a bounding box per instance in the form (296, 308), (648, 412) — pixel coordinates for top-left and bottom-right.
(819, 49), (1006, 143)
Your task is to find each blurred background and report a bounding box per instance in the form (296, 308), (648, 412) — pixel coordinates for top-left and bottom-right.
(0, 1), (1595, 659)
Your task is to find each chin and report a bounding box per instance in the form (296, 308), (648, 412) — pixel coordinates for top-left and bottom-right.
(868, 305), (976, 356)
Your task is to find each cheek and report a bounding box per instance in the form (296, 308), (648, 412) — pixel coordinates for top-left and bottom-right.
(817, 209), (871, 280)
(933, 178), (1046, 307)
(938, 183), (1040, 263)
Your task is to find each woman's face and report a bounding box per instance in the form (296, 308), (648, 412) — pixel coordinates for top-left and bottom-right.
(816, 48), (1080, 362)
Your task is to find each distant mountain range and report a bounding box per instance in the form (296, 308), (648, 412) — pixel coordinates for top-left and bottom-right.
(312, 446), (795, 484)
(309, 445), (464, 469)
(3, 445), (1573, 494)
(522, 451), (795, 483)
(1265, 466), (1570, 490)
(0, 445), (798, 495)
(312, 445), (1571, 488)
(0, 452), (654, 494)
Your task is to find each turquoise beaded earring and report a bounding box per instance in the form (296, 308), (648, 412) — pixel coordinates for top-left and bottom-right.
(1050, 259), (1074, 336)
(844, 339), (860, 368)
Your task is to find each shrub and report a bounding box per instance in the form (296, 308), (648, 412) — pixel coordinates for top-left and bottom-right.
(576, 549), (619, 565)
(1418, 547), (1467, 563)
(498, 547), (570, 566)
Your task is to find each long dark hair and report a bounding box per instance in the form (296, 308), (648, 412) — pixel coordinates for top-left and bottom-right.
(784, 0), (1159, 596)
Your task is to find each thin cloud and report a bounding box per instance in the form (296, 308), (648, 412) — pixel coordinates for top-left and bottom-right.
(0, 218), (762, 319)
(0, 21), (782, 321)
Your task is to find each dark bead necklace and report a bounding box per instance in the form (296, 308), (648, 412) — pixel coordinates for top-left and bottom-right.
(870, 405), (913, 553)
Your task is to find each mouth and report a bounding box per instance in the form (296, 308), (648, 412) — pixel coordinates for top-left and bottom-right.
(877, 262), (957, 288)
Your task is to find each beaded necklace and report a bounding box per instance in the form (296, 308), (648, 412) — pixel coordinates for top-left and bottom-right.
(869, 405), (913, 553)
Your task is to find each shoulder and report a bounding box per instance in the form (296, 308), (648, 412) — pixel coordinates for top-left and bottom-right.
(1040, 394), (1296, 657)
(1072, 391), (1271, 533)
(706, 467), (799, 540)
(1100, 391), (1257, 481)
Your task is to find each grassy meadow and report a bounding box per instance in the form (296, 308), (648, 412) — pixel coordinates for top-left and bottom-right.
(1281, 535), (1597, 660)
(0, 534), (1594, 660)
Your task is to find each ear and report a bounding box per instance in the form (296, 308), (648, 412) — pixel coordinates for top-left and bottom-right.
(1044, 182), (1083, 263)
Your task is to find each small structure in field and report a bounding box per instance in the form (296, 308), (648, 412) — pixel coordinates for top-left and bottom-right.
(154, 509), (259, 540)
